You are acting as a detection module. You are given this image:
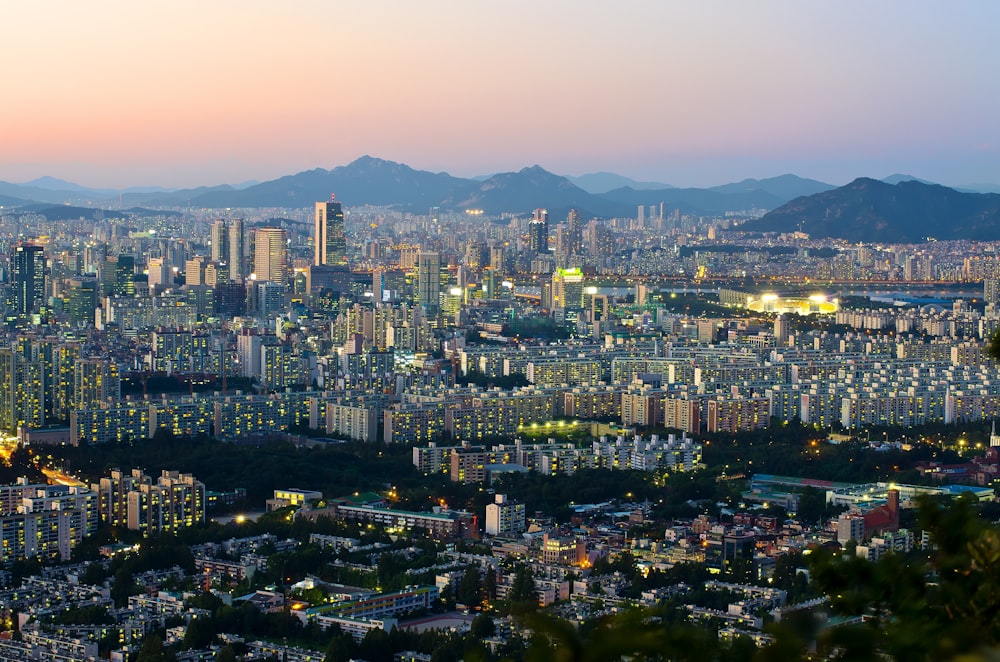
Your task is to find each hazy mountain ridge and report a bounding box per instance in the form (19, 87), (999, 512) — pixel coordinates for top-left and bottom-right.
(742, 178), (1000, 242)
(566, 172), (674, 194)
(3, 158), (996, 224)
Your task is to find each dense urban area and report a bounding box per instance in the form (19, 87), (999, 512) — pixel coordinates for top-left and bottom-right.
(1, 195), (1000, 661)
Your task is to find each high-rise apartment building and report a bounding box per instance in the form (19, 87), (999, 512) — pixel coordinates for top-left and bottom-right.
(0, 480), (97, 564)
(485, 494), (526, 536)
(253, 228), (287, 284)
(0, 346), (44, 431)
(74, 359), (120, 410)
(417, 251), (441, 312)
(11, 244), (45, 316)
(315, 198), (347, 266)
(95, 468), (205, 537)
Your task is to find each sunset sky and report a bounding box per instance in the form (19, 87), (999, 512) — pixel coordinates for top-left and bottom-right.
(3, 1), (998, 189)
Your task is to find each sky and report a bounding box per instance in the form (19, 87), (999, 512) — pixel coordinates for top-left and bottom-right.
(2, 1), (999, 189)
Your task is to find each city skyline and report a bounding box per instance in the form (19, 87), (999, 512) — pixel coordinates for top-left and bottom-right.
(2, 2), (998, 190)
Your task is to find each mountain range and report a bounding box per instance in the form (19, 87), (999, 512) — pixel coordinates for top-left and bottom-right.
(0, 156), (844, 218)
(742, 177), (1000, 243)
(3, 158), (1000, 242)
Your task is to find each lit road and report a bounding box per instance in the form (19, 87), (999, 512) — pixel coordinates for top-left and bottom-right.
(40, 466), (87, 488)
(0, 433), (17, 465)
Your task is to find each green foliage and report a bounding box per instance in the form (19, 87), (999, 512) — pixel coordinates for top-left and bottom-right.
(518, 607), (718, 662)
(49, 605), (113, 626)
(456, 565), (482, 607)
(135, 633), (175, 662)
(508, 565), (536, 605)
(772, 495), (1000, 661)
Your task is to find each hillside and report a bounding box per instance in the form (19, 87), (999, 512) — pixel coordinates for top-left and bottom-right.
(742, 178), (1000, 242)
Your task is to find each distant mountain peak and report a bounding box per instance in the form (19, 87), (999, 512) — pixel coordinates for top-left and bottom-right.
(881, 173), (936, 186)
(742, 178), (1000, 242)
(19, 176), (92, 192)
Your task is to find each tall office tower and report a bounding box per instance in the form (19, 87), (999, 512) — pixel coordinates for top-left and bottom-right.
(774, 315), (790, 344)
(490, 244), (506, 273)
(147, 257), (170, 291)
(636, 205), (646, 228)
(417, 251), (441, 312)
(528, 208), (549, 254)
(210, 219), (229, 264)
(253, 227), (287, 284)
(114, 255), (135, 296)
(185, 256), (208, 286)
(567, 209), (583, 255)
(315, 197), (347, 266)
(11, 244), (45, 316)
(228, 218), (246, 281)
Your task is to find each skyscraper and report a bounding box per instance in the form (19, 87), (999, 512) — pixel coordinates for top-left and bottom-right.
(315, 197), (347, 266)
(228, 218), (246, 281)
(210, 219), (229, 264)
(417, 251), (441, 312)
(11, 244), (45, 316)
(528, 208), (549, 254)
(253, 227), (287, 284)
(566, 209), (583, 255)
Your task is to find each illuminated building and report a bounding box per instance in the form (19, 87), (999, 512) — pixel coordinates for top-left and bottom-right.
(11, 244), (45, 316)
(0, 480), (97, 563)
(74, 358), (120, 410)
(64, 276), (97, 326)
(146, 257), (170, 291)
(253, 227), (288, 284)
(229, 218), (246, 281)
(485, 494), (525, 536)
(383, 402), (448, 444)
(210, 219), (229, 265)
(416, 251), (441, 312)
(185, 255), (208, 285)
(151, 330), (211, 373)
(566, 208), (583, 255)
(662, 397), (702, 434)
(255, 280), (287, 319)
(450, 443), (490, 484)
(706, 396), (770, 433)
(0, 346), (44, 431)
(563, 386), (621, 420)
(70, 402), (151, 445)
(322, 402), (379, 442)
(260, 343), (300, 390)
(315, 198), (347, 266)
(344, 350), (394, 391)
(97, 468), (204, 537)
(529, 208), (549, 254)
(551, 267), (584, 311)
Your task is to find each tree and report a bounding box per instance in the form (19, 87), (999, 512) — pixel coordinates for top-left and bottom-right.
(517, 608), (716, 662)
(456, 565), (481, 607)
(216, 645), (237, 662)
(324, 625), (358, 662)
(470, 613), (495, 638)
(483, 566), (497, 604)
(508, 565), (536, 605)
(772, 495), (1000, 661)
(135, 633), (175, 662)
(182, 614), (216, 649)
(358, 627), (393, 662)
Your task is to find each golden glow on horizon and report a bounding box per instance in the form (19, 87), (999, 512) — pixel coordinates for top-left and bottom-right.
(1, 2), (998, 187)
